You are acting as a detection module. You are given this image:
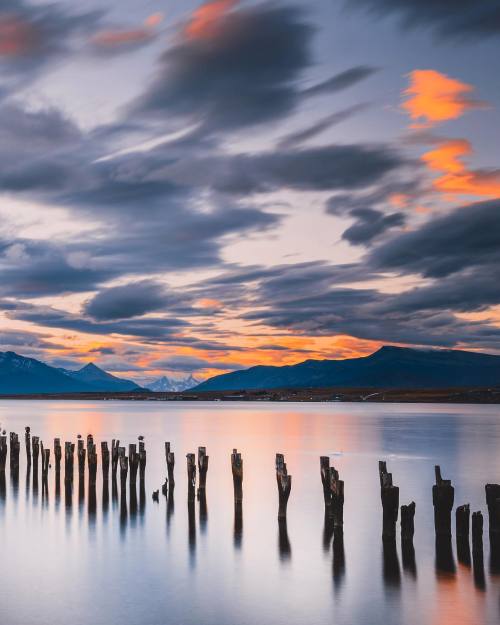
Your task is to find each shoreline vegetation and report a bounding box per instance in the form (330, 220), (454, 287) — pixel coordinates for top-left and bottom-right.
(0, 386), (499, 403)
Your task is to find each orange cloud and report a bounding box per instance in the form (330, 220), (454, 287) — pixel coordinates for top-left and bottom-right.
(0, 14), (38, 57)
(92, 13), (163, 49)
(422, 139), (500, 198)
(185, 0), (237, 40)
(403, 70), (484, 128)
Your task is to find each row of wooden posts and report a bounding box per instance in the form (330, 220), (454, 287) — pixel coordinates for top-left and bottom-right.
(1, 428), (500, 550)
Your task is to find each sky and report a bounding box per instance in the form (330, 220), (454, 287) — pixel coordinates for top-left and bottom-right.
(0, 0), (499, 384)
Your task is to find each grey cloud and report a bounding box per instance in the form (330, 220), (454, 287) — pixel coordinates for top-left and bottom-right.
(303, 65), (378, 97)
(84, 280), (172, 320)
(152, 355), (242, 373)
(342, 208), (406, 244)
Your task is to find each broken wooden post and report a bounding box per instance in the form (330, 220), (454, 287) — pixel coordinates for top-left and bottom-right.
(186, 453), (196, 503)
(119, 448), (128, 493)
(64, 442), (75, 484)
(401, 501), (416, 542)
(165, 442), (175, 487)
(87, 439), (97, 487)
(129, 444), (139, 486)
(320, 456), (332, 513)
(42, 448), (50, 480)
(0, 435), (7, 472)
(379, 461), (399, 540)
(456, 504), (470, 541)
(111, 439), (120, 479)
(485, 484), (500, 547)
(276, 453), (292, 520)
(432, 466), (454, 537)
(330, 466), (344, 534)
(77, 438), (86, 480)
(25, 427), (31, 465)
(10, 433), (20, 471)
(197, 446), (209, 496)
(54, 438), (62, 474)
(162, 478), (168, 496)
(231, 449), (243, 505)
(472, 511), (483, 554)
(101, 442), (110, 481)
(139, 440), (146, 484)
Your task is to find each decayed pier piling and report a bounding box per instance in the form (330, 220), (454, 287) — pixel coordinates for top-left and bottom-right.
(111, 439), (120, 479)
(379, 461), (399, 541)
(129, 444), (139, 486)
(101, 442), (110, 480)
(139, 439), (146, 484)
(54, 438), (62, 474)
(119, 447), (128, 492)
(87, 436), (97, 486)
(186, 453), (196, 503)
(485, 484), (500, 549)
(25, 427), (31, 465)
(400, 501), (416, 542)
(0, 435), (7, 471)
(10, 433), (20, 471)
(276, 453), (292, 520)
(165, 442), (175, 487)
(197, 447), (209, 496)
(231, 449), (243, 505)
(64, 441), (75, 483)
(432, 466), (454, 537)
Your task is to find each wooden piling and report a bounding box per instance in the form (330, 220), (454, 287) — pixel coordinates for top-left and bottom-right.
(379, 461), (399, 540)
(400, 501), (416, 541)
(139, 442), (146, 484)
(165, 442), (175, 487)
(101, 442), (110, 480)
(276, 453), (292, 520)
(64, 442), (75, 484)
(111, 439), (120, 478)
(54, 438), (62, 473)
(42, 448), (50, 480)
(25, 427), (31, 465)
(456, 504), (470, 541)
(129, 444), (139, 485)
(432, 466), (454, 537)
(186, 453), (196, 503)
(0, 435), (7, 472)
(231, 449), (243, 505)
(485, 484), (500, 542)
(119, 448), (128, 492)
(78, 441), (86, 479)
(88, 439), (97, 487)
(320, 456), (331, 511)
(10, 433), (20, 471)
(330, 466), (344, 533)
(197, 446), (209, 496)
(472, 511), (483, 553)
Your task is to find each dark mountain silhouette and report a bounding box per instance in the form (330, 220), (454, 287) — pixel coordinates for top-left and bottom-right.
(194, 346), (500, 391)
(0, 352), (141, 394)
(60, 362), (141, 392)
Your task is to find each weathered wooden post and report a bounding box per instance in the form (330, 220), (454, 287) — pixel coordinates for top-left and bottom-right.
(32, 435), (40, 471)
(10, 433), (20, 471)
(64, 442), (75, 483)
(139, 439), (146, 485)
(379, 461), (399, 540)
(77, 435), (85, 479)
(0, 435), (7, 472)
(401, 501), (416, 542)
(276, 453), (292, 520)
(485, 484), (500, 548)
(88, 439), (97, 487)
(432, 466), (454, 537)
(456, 504), (470, 541)
(472, 510), (486, 590)
(197, 446), (209, 496)
(165, 442), (175, 487)
(186, 453), (196, 503)
(129, 444), (139, 486)
(111, 439), (120, 479)
(54, 438), (62, 474)
(25, 427), (31, 465)
(231, 449), (243, 505)
(330, 466), (344, 534)
(101, 442), (110, 481)
(320, 456), (332, 512)
(42, 448), (50, 480)
(119, 448), (128, 493)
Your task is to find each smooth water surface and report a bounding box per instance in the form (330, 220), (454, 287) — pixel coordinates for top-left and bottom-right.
(0, 400), (499, 625)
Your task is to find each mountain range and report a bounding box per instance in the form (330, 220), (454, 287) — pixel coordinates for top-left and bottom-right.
(146, 374), (200, 392)
(194, 346), (500, 391)
(0, 352), (141, 394)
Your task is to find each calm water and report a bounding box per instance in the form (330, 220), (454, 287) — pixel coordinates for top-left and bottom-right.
(0, 400), (499, 625)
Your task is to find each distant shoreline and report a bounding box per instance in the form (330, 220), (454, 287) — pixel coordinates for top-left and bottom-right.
(0, 386), (499, 404)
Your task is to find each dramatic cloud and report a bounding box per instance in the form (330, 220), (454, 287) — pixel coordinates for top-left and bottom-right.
(152, 355), (242, 373)
(133, 2), (314, 132)
(84, 280), (171, 320)
(341, 208), (406, 244)
(91, 13), (163, 54)
(347, 0), (500, 40)
(403, 70), (484, 128)
(303, 65), (378, 97)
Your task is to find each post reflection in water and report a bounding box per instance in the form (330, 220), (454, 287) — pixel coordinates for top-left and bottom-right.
(435, 535), (456, 576)
(166, 485), (175, 533)
(322, 513), (334, 553)
(278, 518), (291, 562)
(102, 478), (109, 518)
(401, 540), (417, 579)
(129, 482), (138, 523)
(382, 538), (401, 588)
(332, 532), (345, 590)
(188, 499), (196, 565)
(234, 501), (243, 549)
(0, 471), (6, 507)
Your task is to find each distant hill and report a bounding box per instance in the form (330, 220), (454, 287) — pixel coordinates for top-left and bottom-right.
(146, 374), (200, 392)
(193, 346), (500, 392)
(0, 352), (142, 395)
(60, 362), (141, 392)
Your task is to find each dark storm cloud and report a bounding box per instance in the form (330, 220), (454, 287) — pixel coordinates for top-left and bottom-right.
(346, 0), (500, 40)
(84, 280), (172, 320)
(151, 355), (243, 373)
(303, 65), (379, 97)
(341, 208), (406, 244)
(133, 3), (314, 132)
(370, 199), (500, 278)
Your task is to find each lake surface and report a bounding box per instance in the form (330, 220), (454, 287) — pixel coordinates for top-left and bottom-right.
(0, 400), (499, 625)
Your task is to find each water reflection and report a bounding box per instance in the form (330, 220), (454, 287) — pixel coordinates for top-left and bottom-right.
(401, 540), (417, 579)
(435, 536), (456, 576)
(278, 518), (291, 562)
(332, 532), (345, 590)
(382, 538), (401, 588)
(234, 501), (243, 549)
